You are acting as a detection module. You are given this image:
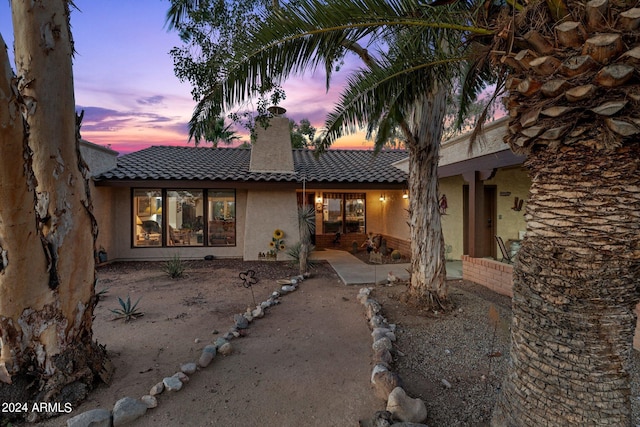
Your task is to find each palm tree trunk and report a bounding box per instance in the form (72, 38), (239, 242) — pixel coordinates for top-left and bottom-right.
(406, 86), (448, 305)
(492, 143), (640, 426)
(0, 2), (106, 421)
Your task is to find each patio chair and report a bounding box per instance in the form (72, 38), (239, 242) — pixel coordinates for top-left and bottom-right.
(495, 235), (514, 264)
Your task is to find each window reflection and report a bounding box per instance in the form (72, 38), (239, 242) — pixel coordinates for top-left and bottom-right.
(208, 191), (236, 246)
(133, 189), (163, 246)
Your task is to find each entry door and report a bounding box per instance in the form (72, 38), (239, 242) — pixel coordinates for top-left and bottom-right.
(482, 186), (497, 258)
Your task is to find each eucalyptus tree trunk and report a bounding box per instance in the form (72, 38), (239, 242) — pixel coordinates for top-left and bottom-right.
(0, 2), (106, 421)
(492, 143), (640, 426)
(406, 85), (448, 305)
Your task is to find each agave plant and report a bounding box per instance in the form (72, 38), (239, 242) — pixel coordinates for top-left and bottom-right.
(110, 295), (143, 322)
(163, 254), (186, 279)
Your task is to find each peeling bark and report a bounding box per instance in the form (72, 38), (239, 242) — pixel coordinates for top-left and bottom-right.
(0, 1), (106, 422)
(406, 85), (448, 305)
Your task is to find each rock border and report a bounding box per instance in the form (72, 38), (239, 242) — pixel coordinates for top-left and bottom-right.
(357, 286), (429, 427)
(66, 274), (307, 427)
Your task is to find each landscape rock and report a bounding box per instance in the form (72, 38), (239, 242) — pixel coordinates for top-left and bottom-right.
(369, 315), (386, 329)
(149, 381), (164, 396)
(163, 376), (183, 391)
(373, 348), (394, 366)
(361, 410), (396, 427)
(386, 387), (427, 423)
(218, 341), (233, 356)
(173, 371), (189, 383)
(234, 313), (249, 329)
(281, 285), (296, 293)
(198, 344), (217, 368)
(141, 395), (158, 409)
(112, 397), (148, 426)
(371, 364), (388, 383)
(373, 370), (403, 401)
(252, 306), (264, 318)
(372, 337), (393, 352)
(364, 299), (382, 319)
(215, 337), (229, 348)
(390, 423), (429, 426)
(66, 408), (111, 427)
(372, 328), (395, 342)
(181, 362), (197, 375)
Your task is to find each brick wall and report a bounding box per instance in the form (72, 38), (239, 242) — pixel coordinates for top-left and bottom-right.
(462, 255), (514, 298)
(462, 255), (640, 350)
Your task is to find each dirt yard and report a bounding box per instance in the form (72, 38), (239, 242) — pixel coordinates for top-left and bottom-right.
(34, 257), (640, 426)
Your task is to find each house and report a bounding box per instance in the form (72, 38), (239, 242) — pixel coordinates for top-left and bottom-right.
(82, 115), (410, 262)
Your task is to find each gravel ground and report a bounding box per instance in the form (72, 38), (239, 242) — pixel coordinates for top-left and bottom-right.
(372, 279), (640, 426)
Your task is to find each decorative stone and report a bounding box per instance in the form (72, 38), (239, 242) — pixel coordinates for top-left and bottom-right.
(218, 341), (233, 356)
(359, 410), (394, 427)
(365, 299), (382, 319)
(369, 315), (386, 329)
(386, 387), (428, 423)
(252, 306), (264, 318)
(234, 313), (249, 329)
(163, 376), (183, 391)
(149, 381), (164, 396)
(372, 328), (394, 342)
(215, 337), (229, 348)
(441, 378), (452, 389)
(173, 371), (189, 383)
(199, 344), (217, 367)
(66, 408), (111, 427)
(141, 394), (158, 408)
(112, 397), (148, 426)
(373, 370), (403, 401)
(372, 337), (393, 352)
(281, 285), (296, 293)
(181, 362), (197, 375)
(243, 312), (253, 322)
(371, 364), (388, 383)
(373, 348), (394, 366)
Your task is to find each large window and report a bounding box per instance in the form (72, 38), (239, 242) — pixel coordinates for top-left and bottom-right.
(133, 189), (235, 247)
(322, 192), (365, 234)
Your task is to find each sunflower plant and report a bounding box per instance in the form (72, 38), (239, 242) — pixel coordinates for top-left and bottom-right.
(269, 229), (285, 256)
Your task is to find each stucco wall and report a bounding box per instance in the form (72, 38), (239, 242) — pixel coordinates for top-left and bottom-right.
(485, 166), (530, 243)
(440, 176), (465, 260)
(243, 189), (300, 261)
(93, 186), (115, 261)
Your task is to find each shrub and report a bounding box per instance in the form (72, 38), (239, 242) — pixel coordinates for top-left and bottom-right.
(110, 295), (143, 321)
(164, 254), (186, 279)
(286, 241), (317, 270)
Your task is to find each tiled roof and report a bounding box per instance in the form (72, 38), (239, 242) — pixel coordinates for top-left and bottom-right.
(95, 146), (408, 184)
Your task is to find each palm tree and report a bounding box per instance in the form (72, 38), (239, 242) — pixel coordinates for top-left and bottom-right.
(488, 1), (640, 425)
(0, 1), (106, 421)
(167, 0), (493, 305)
(192, 116), (240, 147)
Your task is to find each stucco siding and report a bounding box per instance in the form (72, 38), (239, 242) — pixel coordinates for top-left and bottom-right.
(243, 189), (300, 261)
(485, 166), (530, 244)
(440, 176), (465, 260)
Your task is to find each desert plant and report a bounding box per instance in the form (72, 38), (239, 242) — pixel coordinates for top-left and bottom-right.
(296, 205), (316, 274)
(391, 250), (401, 260)
(110, 295), (143, 321)
(164, 254), (186, 279)
(95, 286), (109, 301)
(286, 241), (317, 270)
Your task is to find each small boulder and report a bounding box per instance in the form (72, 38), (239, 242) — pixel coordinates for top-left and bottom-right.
(369, 315), (386, 329)
(173, 371), (189, 383)
(141, 395), (158, 409)
(364, 299), (382, 319)
(281, 285), (296, 293)
(181, 362), (197, 375)
(373, 348), (394, 366)
(67, 408), (111, 427)
(149, 381), (164, 396)
(370, 364), (388, 383)
(234, 313), (249, 329)
(252, 306), (264, 318)
(218, 341), (233, 356)
(163, 376), (183, 391)
(386, 387), (427, 423)
(372, 370), (402, 401)
(372, 337), (393, 352)
(199, 344), (217, 368)
(112, 397), (148, 426)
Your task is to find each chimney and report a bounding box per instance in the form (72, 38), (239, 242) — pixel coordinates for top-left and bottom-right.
(249, 107), (294, 173)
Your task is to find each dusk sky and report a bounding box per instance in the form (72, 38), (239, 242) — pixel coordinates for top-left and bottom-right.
(0, 1), (370, 154)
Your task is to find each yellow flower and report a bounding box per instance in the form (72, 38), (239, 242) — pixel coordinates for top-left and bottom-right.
(269, 241), (275, 248)
(279, 244), (285, 250)
(273, 229), (284, 239)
